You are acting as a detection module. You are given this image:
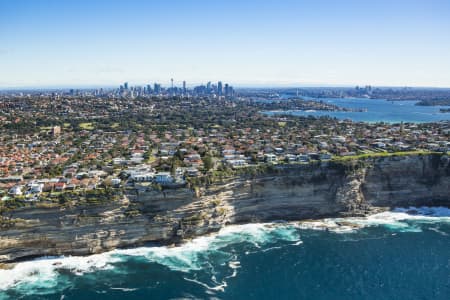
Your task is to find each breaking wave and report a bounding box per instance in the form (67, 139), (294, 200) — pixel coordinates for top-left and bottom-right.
(298, 206), (450, 233)
(0, 223), (301, 297)
(0, 206), (449, 298)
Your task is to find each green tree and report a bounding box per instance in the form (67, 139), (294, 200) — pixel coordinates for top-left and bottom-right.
(203, 155), (214, 171)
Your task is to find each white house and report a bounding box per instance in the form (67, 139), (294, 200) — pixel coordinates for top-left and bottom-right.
(8, 186), (23, 196)
(265, 153), (277, 162)
(28, 183), (44, 194)
(130, 172), (154, 182)
(154, 172), (174, 184)
(227, 159), (247, 168)
(111, 178), (121, 186)
(297, 154), (310, 162)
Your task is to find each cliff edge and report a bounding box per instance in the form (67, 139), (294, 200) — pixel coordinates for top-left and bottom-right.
(1, 154), (449, 263)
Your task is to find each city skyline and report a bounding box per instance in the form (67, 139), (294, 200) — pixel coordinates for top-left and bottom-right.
(1, 0), (450, 88)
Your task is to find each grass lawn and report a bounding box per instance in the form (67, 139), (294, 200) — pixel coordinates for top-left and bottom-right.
(79, 122), (95, 130)
(331, 150), (438, 161)
(147, 156), (157, 164)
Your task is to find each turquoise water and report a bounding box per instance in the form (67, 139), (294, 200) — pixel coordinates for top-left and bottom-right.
(267, 97), (450, 123)
(1, 207), (449, 299)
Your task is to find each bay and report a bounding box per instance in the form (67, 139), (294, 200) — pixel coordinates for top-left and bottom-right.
(265, 97), (450, 123)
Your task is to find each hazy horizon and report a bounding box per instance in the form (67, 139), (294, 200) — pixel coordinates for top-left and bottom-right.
(3, 82), (450, 91)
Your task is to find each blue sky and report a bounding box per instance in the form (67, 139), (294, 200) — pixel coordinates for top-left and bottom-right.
(1, 0), (450, 88)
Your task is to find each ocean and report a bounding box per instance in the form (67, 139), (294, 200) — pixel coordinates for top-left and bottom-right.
(266, 97), (450, 123)
(1, 206), (449, 300)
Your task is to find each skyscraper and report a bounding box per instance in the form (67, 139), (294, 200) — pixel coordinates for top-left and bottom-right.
(183, 81), (186, 95)
(124, 82), (129, 90)
(217, 81), (223, 96)
(224, 83), (229, 97)
(154, 83), (161, 94)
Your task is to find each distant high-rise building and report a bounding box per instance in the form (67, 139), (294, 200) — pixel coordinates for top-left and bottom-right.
(224, 83), (229, 97)
(183, 81), (186, 94)
(154, 83), (161, 94)
(217, 81), (223, 96)
(206, 81), (211, 93)
(124, 82), (129, 90)
(146, 84), (152, 94)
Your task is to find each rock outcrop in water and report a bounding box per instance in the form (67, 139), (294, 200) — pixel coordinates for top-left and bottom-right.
(1, 154), (449, 263)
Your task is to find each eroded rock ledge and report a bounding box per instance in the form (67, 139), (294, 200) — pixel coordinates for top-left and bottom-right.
(1, 154), (449, 263)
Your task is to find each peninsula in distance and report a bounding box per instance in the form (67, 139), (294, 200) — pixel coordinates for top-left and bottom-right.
(0, 1), (449, 299)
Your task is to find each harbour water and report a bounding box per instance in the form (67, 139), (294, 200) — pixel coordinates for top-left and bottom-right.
(267, 97), (450, 123)
(1, 207), (449, 299)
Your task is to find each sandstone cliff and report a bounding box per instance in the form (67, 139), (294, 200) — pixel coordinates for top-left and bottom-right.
(0, 154), (449, 263)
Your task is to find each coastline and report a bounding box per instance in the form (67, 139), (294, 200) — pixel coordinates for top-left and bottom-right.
(1, 153), (449, 264)
(1, 204), (449, 274)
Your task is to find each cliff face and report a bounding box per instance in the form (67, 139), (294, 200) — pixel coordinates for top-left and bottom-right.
(1, 154), (449, 263)
(362, 155), (449, 206)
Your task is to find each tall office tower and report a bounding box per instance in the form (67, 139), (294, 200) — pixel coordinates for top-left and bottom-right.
(224, 83), (229, 97)
(171, 78), (174, 96)
(154, 83), (162, 94)
(146, 84), (152, 95)
(124, 82), (129, 90)
(206, 81), (211, 94)
(154, 83), (161, 94)
(183, 81), (186, 94)
(217, 81), (223, 96)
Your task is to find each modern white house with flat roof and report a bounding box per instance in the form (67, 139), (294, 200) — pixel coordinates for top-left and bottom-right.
(28, 183), (44, 194)
(154, 172), (174, 184)
(265, 153), (277, 162)
(130, 172), (155, 182)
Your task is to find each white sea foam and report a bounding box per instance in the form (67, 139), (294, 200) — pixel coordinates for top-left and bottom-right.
(0, 223), (301, 295)
(112, 223), (299, 272)
(183, 276), (228, 292)
(298, 219), (359, 233)
(0, 206), (448, 296)
(393, 206), (450, 217)
(298, 206), (450, 233)
(0, 252), (122, 295)
(110, 287), (139, 292)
